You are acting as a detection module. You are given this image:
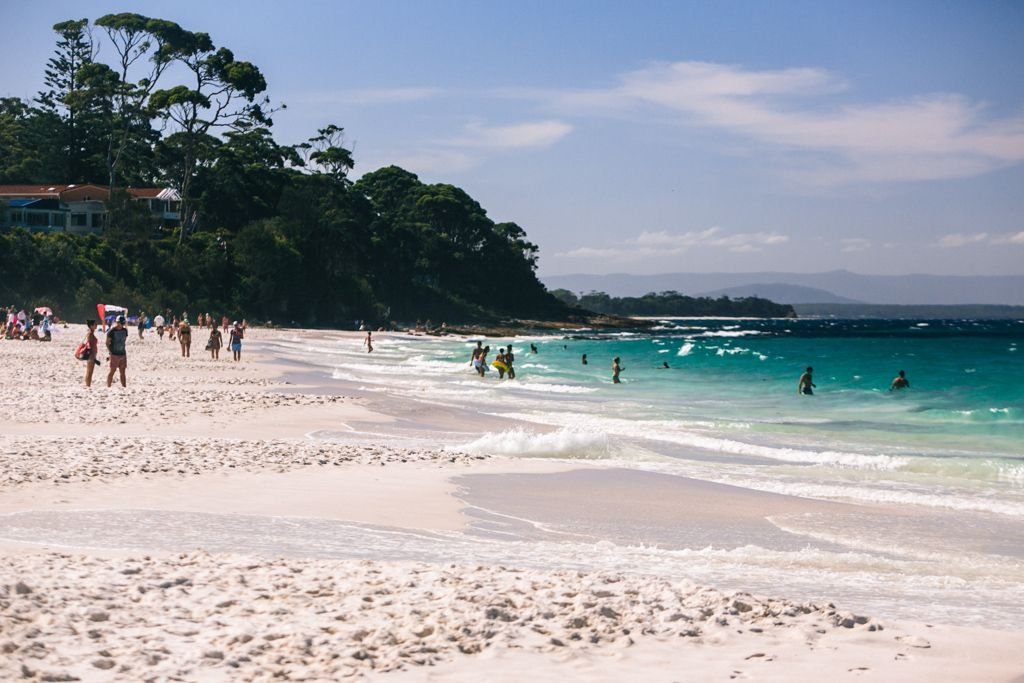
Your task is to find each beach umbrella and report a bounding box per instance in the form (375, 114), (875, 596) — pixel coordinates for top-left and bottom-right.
(34, 306), (53, 316)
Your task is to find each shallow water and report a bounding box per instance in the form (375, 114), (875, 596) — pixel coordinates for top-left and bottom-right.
(250, 319), (1024, 628)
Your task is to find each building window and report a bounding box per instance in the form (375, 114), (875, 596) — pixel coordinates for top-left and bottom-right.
(72, 213), (87, 226)
(27, 213), (49, 227)
(9, 211), (23, 223)
(91, 213), (103, 228)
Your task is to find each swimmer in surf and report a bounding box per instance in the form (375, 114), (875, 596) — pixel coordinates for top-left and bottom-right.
(798, 366), (816, 395)
(612, 357), (623, 384)
(890, 369), (910, 391)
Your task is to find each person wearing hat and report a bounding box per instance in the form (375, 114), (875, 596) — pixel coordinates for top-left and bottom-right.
(106, 315), (129, 387)
(229, 321), (244, 361)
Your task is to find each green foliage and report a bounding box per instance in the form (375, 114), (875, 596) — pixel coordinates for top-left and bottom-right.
(571, 291), (795, 318)
(1, 16), (567, 327)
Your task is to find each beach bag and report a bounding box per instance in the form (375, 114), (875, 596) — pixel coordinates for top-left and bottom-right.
(74, 343), (90, 361)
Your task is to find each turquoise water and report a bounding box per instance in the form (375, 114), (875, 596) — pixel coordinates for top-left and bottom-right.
(267, 318), (1024, 511)
(254, 318), (1024, 628)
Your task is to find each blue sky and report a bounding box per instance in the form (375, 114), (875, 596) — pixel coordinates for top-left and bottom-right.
(3, 1), (1023, 276)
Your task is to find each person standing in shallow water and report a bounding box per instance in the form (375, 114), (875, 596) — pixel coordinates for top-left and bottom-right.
(505, 344), (515, 379)
(612, 357), (623, 384)
(890, 369), (910, 391)
(798, 366), (816, 395)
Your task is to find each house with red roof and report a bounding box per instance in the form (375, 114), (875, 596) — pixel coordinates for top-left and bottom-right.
(0, 184), (180, 235)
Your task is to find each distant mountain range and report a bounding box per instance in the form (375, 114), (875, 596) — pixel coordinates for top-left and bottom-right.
(541, 270), (1024, 306)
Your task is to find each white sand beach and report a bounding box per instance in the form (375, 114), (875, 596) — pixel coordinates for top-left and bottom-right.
(1, 327), (1022, 681)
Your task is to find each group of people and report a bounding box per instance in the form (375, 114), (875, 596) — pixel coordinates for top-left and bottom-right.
(80, 311), (248, 388)
(464, 341), (912, 392)
(4, 306), (55, 341)
(797, 366), (910, 395)
(129, 311), (246, 361)
(469, 341), (517, 379)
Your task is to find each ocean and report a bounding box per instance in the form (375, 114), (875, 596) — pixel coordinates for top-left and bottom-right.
(261, 318), (1024, 629)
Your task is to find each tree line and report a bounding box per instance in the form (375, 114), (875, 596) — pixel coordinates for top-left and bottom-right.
(550, 289), (796, 318)
(0, 14), (565, 325)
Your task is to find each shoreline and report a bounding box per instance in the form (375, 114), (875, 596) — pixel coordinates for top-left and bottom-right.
(1, 326), (1022, 680)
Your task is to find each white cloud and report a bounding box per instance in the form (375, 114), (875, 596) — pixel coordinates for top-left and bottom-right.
(560, 227), (789, 261)
(633, 227), (787, 251)
(840, 238), (872, 253)
(936, 232), (990, 248)
(992, 231), (1024, 245)
(527, 61), (1024, 184)
(444, 120), (573, 150)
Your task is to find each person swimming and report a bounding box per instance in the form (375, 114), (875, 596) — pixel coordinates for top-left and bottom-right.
(798, 366), (816, 395)
(890, 369), (910, 391)
(581, 353), (588, 365)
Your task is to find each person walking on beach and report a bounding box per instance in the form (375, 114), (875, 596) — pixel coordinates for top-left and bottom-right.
(798, 366), (816, 395)
(890, 369), (910, 391)
(106, 315), (129, 388)
(178, 319), (192, 357)
(83, 319), (99, 387)
(229, 321), (244, 361)
(364, 330), (373, 353)
(612, 357), (624, 384)
(207, 325), (223, 360)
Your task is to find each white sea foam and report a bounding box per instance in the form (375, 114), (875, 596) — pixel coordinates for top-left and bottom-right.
(500, 411), (910, 472)
(724, 477), (1024, 517)
(455, 428), (611, 459)
(503, 382), (598, 395)
(677, 342), (694, 357)
(694, 330), (766, 338)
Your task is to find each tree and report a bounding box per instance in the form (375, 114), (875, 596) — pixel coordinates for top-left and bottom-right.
(549, 289), (580, 308)
(36, 19), (106, 183)
(92, 13), (190, 190)
(0, 97), (59, 183)
(149, 36), (272, 243)
(188, 126), (300, 232)
(296, 124), (354, 182)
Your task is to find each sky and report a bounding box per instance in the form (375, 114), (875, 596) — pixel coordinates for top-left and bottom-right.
(3, 0), (1023, 277)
